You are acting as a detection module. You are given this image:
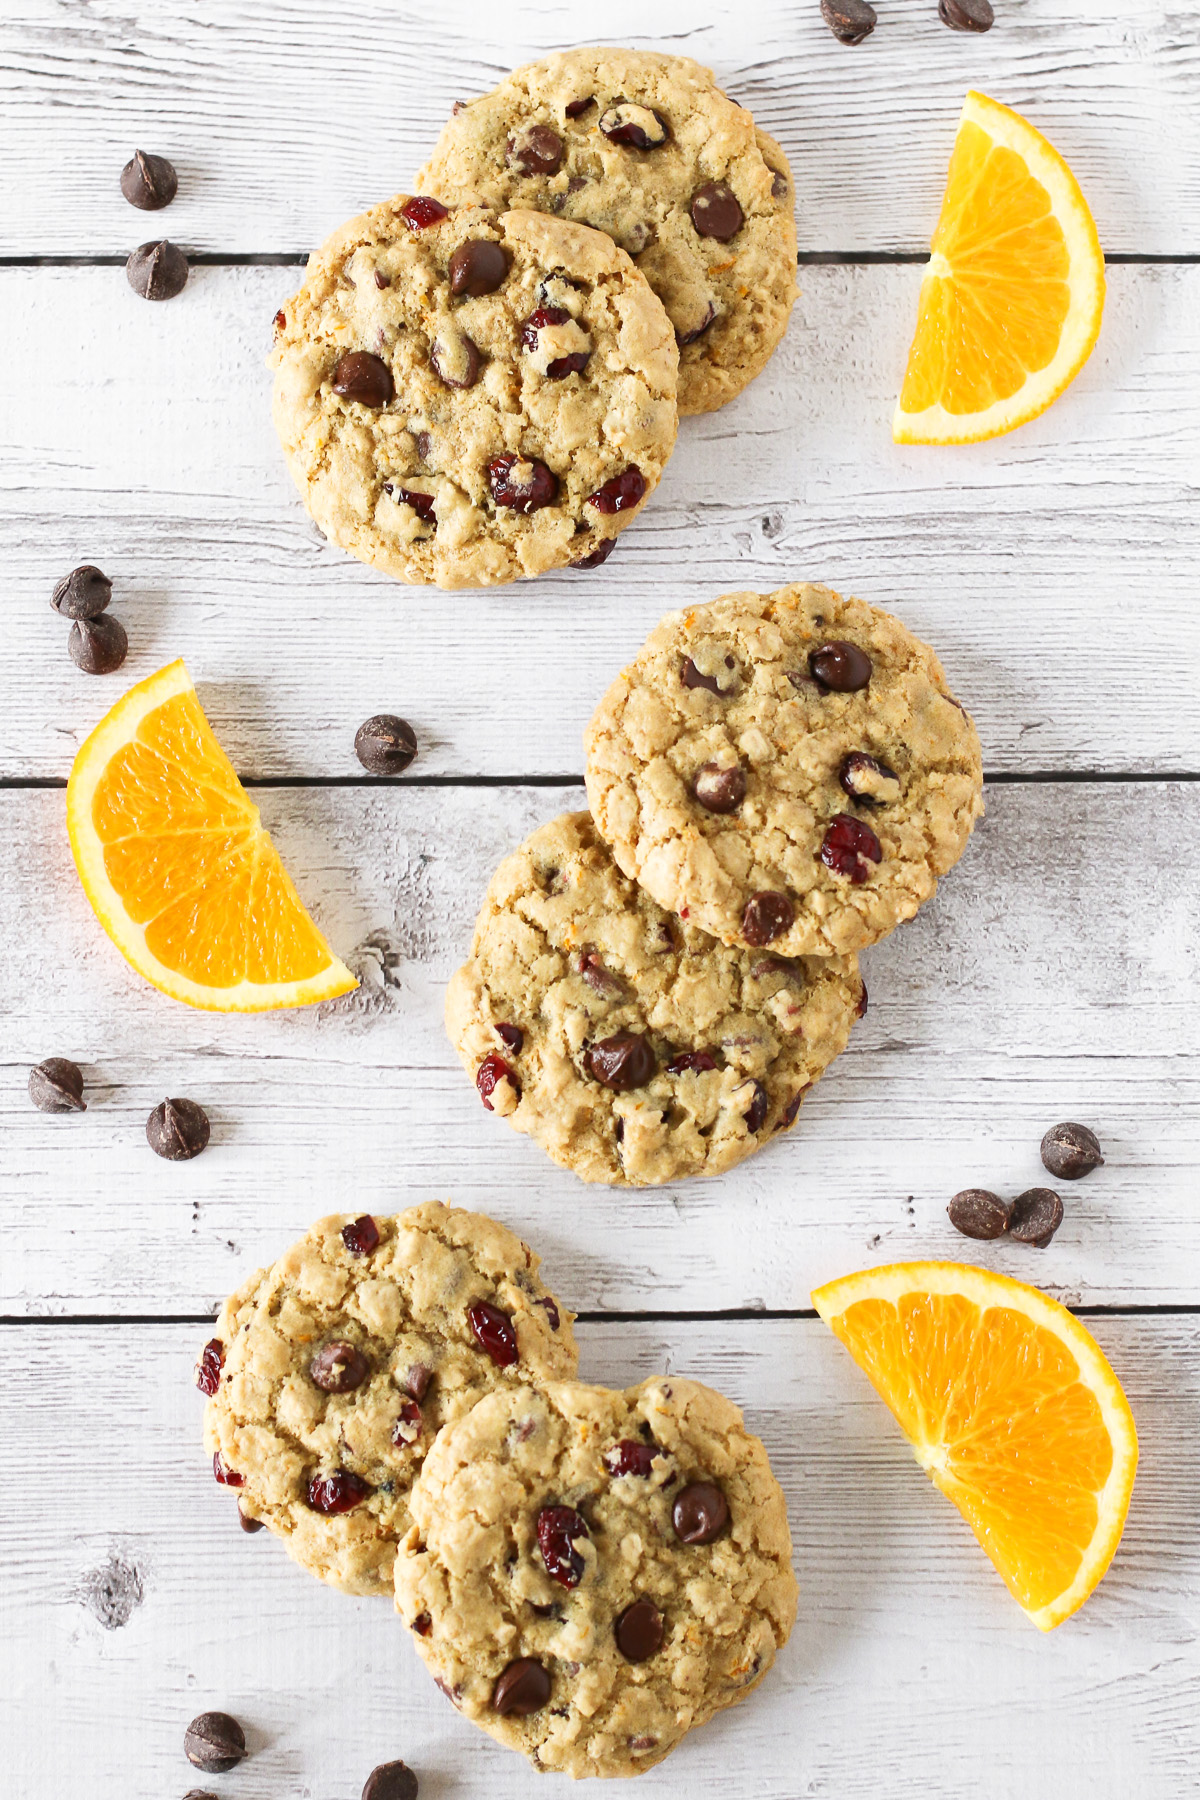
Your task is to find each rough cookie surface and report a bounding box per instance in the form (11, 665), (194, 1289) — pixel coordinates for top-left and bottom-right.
(585, 585), (985, 957)
(394, 1377), (798, 1779)
(445, 810), (861, 1186)
(200, 1204), (577, 1595)
(271, 200), (678, 587)
(416, 49), (798, 415)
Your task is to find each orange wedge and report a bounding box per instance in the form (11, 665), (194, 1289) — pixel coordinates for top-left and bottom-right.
(67, 661), (356, 1011)
(812, 1262), (1137, 1630)
(894, 91), (1105, 443)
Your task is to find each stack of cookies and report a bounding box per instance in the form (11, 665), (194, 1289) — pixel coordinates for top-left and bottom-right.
(269, 49), (800, 587)
(198, 1204), (797, 1778)
(447, 581), (986, 1185)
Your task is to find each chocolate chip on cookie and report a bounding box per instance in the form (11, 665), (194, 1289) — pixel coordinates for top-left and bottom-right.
(333, 351), (394, 407)
(507, 124), (565, 174)
(692, 761), (747, 813)
(672, 1480), (729, 1543)
(839, 752), (900, 804)
(449, 237), (511, 296)
(809, 640), (873, 692)
(741, 892), (796, 947)
(586, 1031), (656, 1091)
(493, 1659), (552, 1716)
(690, 181), (744, 241)
(615, 1598), (665, 1662)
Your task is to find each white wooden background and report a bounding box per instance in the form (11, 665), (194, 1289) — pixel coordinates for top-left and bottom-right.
(2, 2), (1199, 1794)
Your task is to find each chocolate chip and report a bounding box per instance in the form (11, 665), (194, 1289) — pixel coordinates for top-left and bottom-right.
(52, 565), (111, 619)
(120, 150), (178, 210)
(820, 0), (878, 41)
(565, 96), (594, 118)
(677, 303), (717, 346)
(184, 1791), (220, 1799)
(839, 752), (900, 804)
(586, 1031), (655, 1091)
(126, 239), (188, 300)
(615, 1598), (665, 1663)
(672, 1481), (729, 1544)
(1009, 1188), (1065, 1247)
(576, 949), (629, 1001)
(333, 350), (394, 407)
(362, 1762), (419, 1800)
(373, 270), (390, 289)
(537, 1295), (561, 1331)
(507, 124), (565, 175)
(493, 1658), (551, 1717)
(809, 641), (872, 691)
(430, 329), (482, 389)
(1040, 1123), (1104, 1180)
(690, 181), (744, 241)
(28, 1057), (86, 1113)
(947, 1189), (1013, 1240)
(938, 0), (994, 28)
(741, 891), (795, 947)
(856, 980), (869, 1019)
(448, 238), (511, 297)
(769, 168), (789, 199)
(237, 1505), (264, 1534)
(355, 714), (417, 775)
(184, 1712), (246, 1773)
(570, 536), (617, 570)
(743, 1081), (769, 1133)
(145, 1097), (210, 1161)
(681, 654), (736, 695)
(310, 1340), (369, 1394)
(692, 762), (746, 814)
(69, 615), (128, 674)
(599, 104), (669, 149)
(404, 1362), (433, 1401)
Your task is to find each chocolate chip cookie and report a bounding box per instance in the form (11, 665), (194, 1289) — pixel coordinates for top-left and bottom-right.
(445, 810), (862, 1186)
(270, 199), (678, 586)
(585, 584), (985, 957)
(197, 1204), (577, 1595)
(394, 1376), (797, 1778)
(416, 49), (798, 415)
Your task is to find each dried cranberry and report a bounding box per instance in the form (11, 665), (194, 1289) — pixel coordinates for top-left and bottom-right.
(819, 814), (882, 883)
(521, 304), (569, 348)
(342, 1215), (380, 1256)
(467, 1300), (519, 1367)
(667, 1050), (718, 1076)
(744, 1081), (769, 1132)
(570, 537), (616, 570)
(603, 1438), (659, 1477)
(213, 1451), (244, 1488)
(781, 1090), (805, 1128)
(493, 1658), (552, 1716)
(476, 1052), (519, 1110)
(691, 761), (746, 813)
(576, 948), (629, 1000)
(741, 891), (795, 946)
(536, 1295), (561, 1331)
(856, 980), (868, 1019)
(690, 181), (744, 241)
(391, 1400), (423, 1445)
(487, 454), (559, 513)
(400, 195), (448, 229)
(332, 350), (393, 408)
(306, 1470), (370, 1514)
(196, 1338), (224, 1396)
(273, 308), (286, 329)
(809, 641), (873, 692)
(586, 468), (646, 514)
(495, 1022), (523, 1055)
(507, 124), (564, 176)
(586, 1031), (655, 1091)
(448, 238), (510, 297)
(536, 1505), (589, 1587)
(681, 654), (735, 694)
(383, 483), (435, 523)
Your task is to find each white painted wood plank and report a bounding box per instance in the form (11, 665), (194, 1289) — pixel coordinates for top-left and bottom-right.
(1, 1315), (1192, 1798)
(3, 781), (1197, 1313)
(2, 0), (1197, 254)
(3, 263), (1198, 779)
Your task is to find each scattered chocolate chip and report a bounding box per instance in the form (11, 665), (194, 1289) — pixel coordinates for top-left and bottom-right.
(52, 565), (111, 619)
(146, 1097), (210, 1161)
(487, 454), (559, 513)
(400, 196), (448, 229)
(306, 1470), (371, 1514)
(586, 1031), (655, 1091)
(571, 536), (617, 569)
(692, 761), (746, 814)
(819, 814), (882, 883)
(195, 1337), (224, 1396)
(565, 97), (595, 118)
(615, 1598), (664, 1663)
(839, 752), (900, 804)
(448, 238), (511, 297)
(495, 1022), (524, 1054)
(310, 1340), (370, 1394)
(537, 1295), (561, 1331)
(342, 1215), (380, 1256)
(938, 0), (994, 28)
(430, 329), (482, 389)
(537, 1504), (589, 1586)
(354, 714), (417, 775)
(667, 1050), (718, 1076)
(69, 615), (128, 675)
(742, 891), (795, 947)
(682, 654), (736, 695)
(586, 468), (646, 514)
(820, 0), (878, 40)
(184, 1712), (246, 1774)
(373, 270), (390, 289)
(576, 949), (629, 1001)
(1040, 1122), (1104, 1180)
(1009, 1188), (1065, 1247)
(599, 104), (669, 149)
(434, 1678), (461, 1708)
(493, 1658), (552, 1717)
(126, 239), (188, 300)
(769, 168), (789, 199)
(690, 181), (744, 241)
(467, 1300), (518, 1367)
(362, 1761), (419, 1800)
(672, 1481), (729, 1544)
(404, 1363), (433, 1401)
(212, 1451), (244, 1488)
(744, 1081), (769, 1133)
(810, 641), (873, 691)
(476, 1052), (519, 1110)
(333, 350), (394, 407)
(947, 1189), (1013, 1240)
(507, 124), (565, 175)
(120, 149), (178, 210)
(237, 1505), (264, 1534)
(28, 1057), (86, 1113)
(677, 302), (717, 345)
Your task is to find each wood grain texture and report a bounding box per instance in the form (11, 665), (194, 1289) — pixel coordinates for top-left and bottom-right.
(1, 1315), (1192, 1798)
(4, 262), (1198, 779)
(4, 780), (1197, 1314)
(2, 0), (1197, 255)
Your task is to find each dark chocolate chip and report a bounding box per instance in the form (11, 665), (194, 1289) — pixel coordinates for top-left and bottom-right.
(938, 0), (994, 28)
(586, 1031), (655, 1091)
(1009, 1188), (1065, 1248)
(565, 97), (595, 118)
(126, 239), (188, 300)
(769, 168), (789, 199)
(373, 270), (390, 289)
(52, 565), (111, 619)
(310, 1340), (370, 1394)
(672, 1481), (729, 1544)
(448, 238), (511, 297)
(676, 303), (717, 346)
(810, 641), (872, 691)
(404, 1362), (433, 1401)
(615, 1598), (665, 1663)
(692, 761), (746, 814)
(820, 0), (878, 41)
(570, 536), (617, 570)
(690, 181), (744, 241)
(599, 104), (669, 149)
(495, 1022), (524, 1054)
(741, 891), (795, 947)
(237, 1505), (264, 1534)
(184, 1712), (246, 1773)
(681, 654), (736, 695)
(69, 615), (128, 674)
(576, 949), (629, 1001)
(361, 1761), (418, 1800)
(507, 124), (565, 175)
(28, 1057), (86, 1113)
(947, 1189), (1013, 1240)
(1040, 1123), (1104, 1180)
(430, 330), (482, 388)
(146, 1097), (210, 1160)
(493, 1658), (551, 1717)
(355, 714), (417, 775)
(839, 752), (900, 804)
(743, 1080), (769, 1133)
(333, 350), (394, 407)
(120, 150), (178, 210)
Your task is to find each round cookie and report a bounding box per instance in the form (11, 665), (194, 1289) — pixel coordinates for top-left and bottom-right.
(445, 810), (862, 1186)
(585, 584), (985, 958)
(415, 48), (799, 415)
(197, 1204), (578, 1596)
(394, 1376), (798, 1778)
(270, 198), (678, 587)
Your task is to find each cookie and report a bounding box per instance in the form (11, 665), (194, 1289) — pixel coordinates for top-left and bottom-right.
(198, 1204), (578, 1596)
(445, 810), (861, 1186)
(416, 49), (798, 415)
(270, 199), (678, 587)
(585, 584), (985, 957)
(394, 1376), (797, 1778)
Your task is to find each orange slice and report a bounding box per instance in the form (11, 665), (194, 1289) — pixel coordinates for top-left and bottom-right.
(812, 1262), (1137, 1630)
(67, 660), (356, 1011)
(894, 91), (1105, 443)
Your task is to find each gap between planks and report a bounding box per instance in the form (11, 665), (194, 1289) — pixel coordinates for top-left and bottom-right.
(3, 773), (1200, 791)
(5, 1304), (1200, 1328)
